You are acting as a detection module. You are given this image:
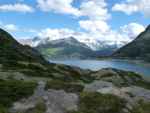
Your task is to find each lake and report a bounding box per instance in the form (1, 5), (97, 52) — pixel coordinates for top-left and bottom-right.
(50, 59), (150, 78)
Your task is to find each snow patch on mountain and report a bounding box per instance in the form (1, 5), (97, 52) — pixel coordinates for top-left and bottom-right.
(18, 36), (128, 51)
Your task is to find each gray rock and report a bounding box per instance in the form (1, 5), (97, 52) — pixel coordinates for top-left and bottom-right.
(121, 86), (150, 101)
(46, 89), (78, 113)
(84, 80), (114, 92)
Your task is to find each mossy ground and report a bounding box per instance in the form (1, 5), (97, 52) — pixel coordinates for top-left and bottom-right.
(69, 92), (126, 113)
(131, 100), (150, 113)
(1, 61), (94, 83)
(21, 101), (46, 113)
(134, 80), (150, 90)
(0, 79), (37, 113)
(45, 80), (84, 93)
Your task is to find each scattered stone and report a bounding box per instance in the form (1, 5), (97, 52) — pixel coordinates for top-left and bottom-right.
(10, 81), (79, 113)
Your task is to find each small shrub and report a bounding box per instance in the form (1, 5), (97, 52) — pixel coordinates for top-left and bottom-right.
(69, 92), (126, 113)
(134, 80), (150, 90)
(24, 101), (46, 113)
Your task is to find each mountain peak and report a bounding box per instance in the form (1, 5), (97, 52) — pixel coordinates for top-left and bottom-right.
(64, 36), (78, 42)
(36, 36), (96, 59)
(68, 36), (76, 40)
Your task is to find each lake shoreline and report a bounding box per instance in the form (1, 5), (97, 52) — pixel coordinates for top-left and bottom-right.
(50, 58), (150, 67)
(50, 59), (150, 81)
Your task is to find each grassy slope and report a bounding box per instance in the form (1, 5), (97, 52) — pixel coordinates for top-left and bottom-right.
(69, 92), (125, 113)
(39, 48), (62, 59)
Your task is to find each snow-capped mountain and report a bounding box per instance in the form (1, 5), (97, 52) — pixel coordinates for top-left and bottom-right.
(36, 37), (96, 59)
(78, 38), (125, 51)
(18, 36), (130, 59)
(19, 36), (127, 51)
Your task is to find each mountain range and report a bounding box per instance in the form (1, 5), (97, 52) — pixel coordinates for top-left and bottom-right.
(20, 37), (119, 59)
(18, 24), (150, 61)
(18, 34), (126, 59)
(19, 36), (125, 50)
(113, 25), (150, 62)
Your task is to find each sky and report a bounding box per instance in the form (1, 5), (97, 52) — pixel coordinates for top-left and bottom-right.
(0, 0), (150, 44)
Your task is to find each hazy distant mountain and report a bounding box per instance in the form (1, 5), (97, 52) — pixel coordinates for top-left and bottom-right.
(113, 25), (150, 61)
(19, 35), (124, 50)
(95, 46), (118, 57)
(19, 35), (124, 59)
(78, 39), (126, 51)
(36, 37), (96, 59)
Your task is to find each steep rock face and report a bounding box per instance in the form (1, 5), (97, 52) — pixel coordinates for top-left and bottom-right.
(113, 25), (150, 61)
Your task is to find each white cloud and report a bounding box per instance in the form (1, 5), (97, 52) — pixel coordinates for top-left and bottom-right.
(112, 4), (138, 15)
(4, 24), (18, 31)
(77, 1), (145, 45)
(78, 0), (111, 44)
(80, 0), (111, 21)
(120, 23), (145, 39)
(38, 28), (75, 41)
(37, 0), (111, 42)
(37, 0), (81, 16)
(37, 0), (111, 19)
(78, 0), (110, 37)
(1, 24), (18, 32)
(0, 3), (34, 13)
(78, 0), (113, 43)
(35, 0), (146, 50)
(112, 0), (150, 17)
(79, 20), (110, 34)
(0, 21), (18, 32)
(102, 23), (145, 43)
